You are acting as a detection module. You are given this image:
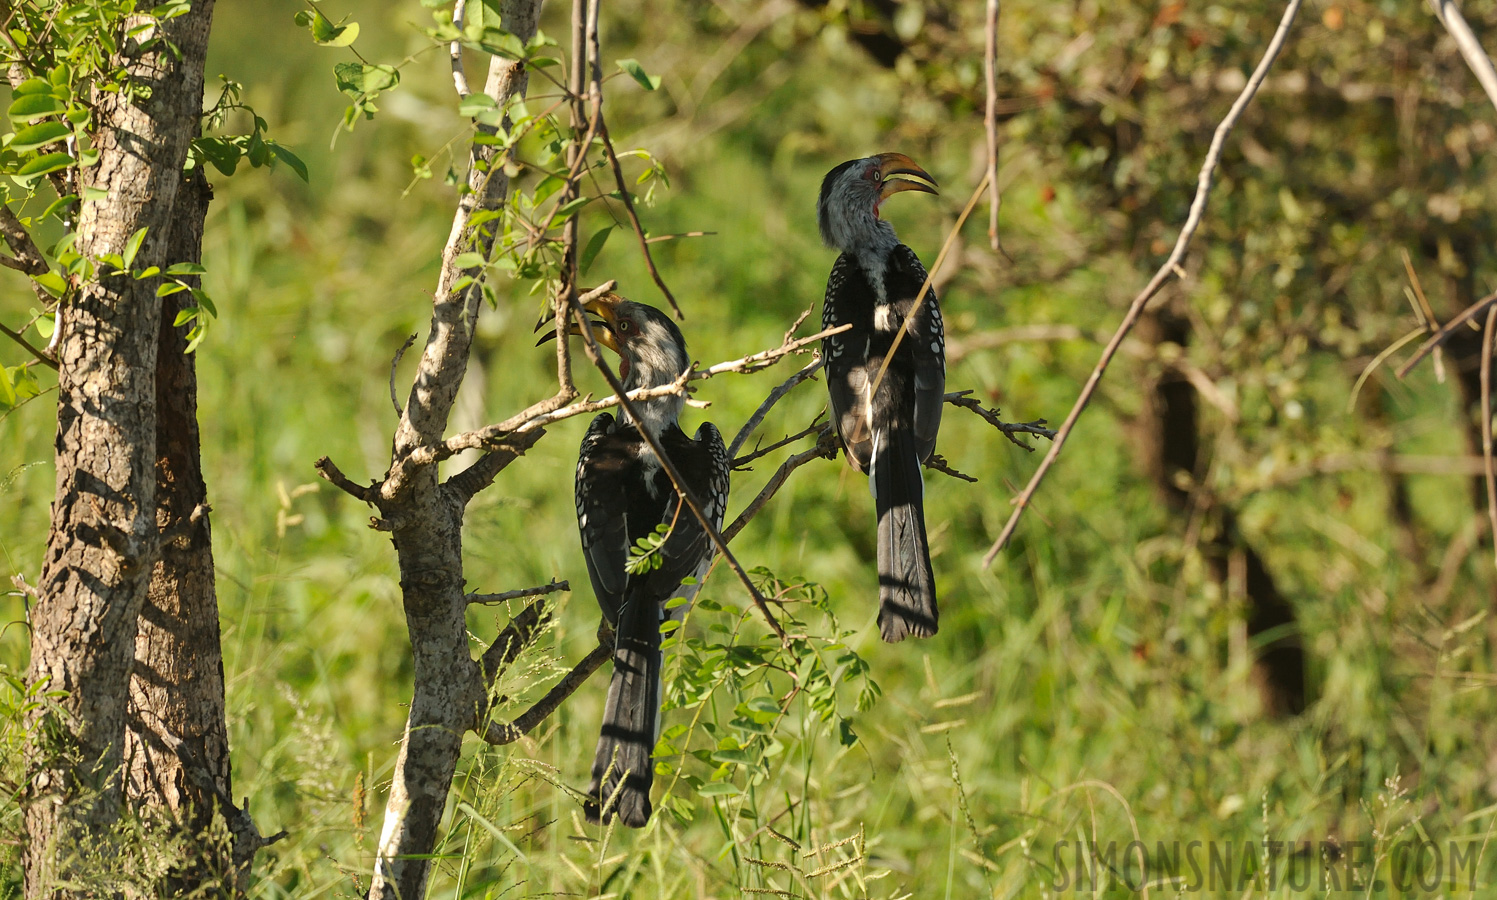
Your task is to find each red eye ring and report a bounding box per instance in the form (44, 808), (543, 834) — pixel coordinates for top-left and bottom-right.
(618, 320), (632, 333)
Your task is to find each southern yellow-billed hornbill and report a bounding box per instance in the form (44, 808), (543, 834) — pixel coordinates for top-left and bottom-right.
(563, 292), (729, 827)
(817, 152), (944, 642)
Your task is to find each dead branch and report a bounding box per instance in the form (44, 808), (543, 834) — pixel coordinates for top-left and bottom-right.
(982, 0), (1305, 566)
(734, 416), (827, 470)
(1395, 289), (1497, 379)
(1482, 306), (1496, 571)
(449, 0), (472, 98)
(313, 455), (378, 504)
(944, 390), (1056, 450)
(724, 424), (839, 543)
(469, 579), (570, 605)
(984, 0), (1002, 253)
(433, 323), (849, 462)
(925, 454), (978, 483)
(1427, 0), (1497, 114)
(728, 357), (824, 459)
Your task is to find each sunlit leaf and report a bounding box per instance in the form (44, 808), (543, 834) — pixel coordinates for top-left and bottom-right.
(616, 58), (661, 91)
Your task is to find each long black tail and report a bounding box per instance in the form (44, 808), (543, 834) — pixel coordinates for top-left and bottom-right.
(585, 594), (662, 827)
(873, 428), (937, 642)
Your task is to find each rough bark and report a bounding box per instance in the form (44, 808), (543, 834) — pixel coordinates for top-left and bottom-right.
(24, 4), (216, 897)
(366, 1), (545, 897)
(1135, 304), (1306, 716)
(120, 170), (242, 897)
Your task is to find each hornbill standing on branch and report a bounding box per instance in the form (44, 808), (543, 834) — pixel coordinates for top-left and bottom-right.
(550, 292), (729, 827)
(817, 152), (944, 642)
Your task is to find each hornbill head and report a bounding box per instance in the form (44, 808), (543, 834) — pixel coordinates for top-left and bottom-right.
(817, 152), (938, 254)
(540, 292), (691, 429)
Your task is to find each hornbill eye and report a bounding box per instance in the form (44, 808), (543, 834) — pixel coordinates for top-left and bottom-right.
(617, 319), (633, 334)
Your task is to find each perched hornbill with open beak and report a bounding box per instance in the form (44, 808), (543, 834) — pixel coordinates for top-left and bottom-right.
(817, 152), (944, 643)
(548, 292), (729, 827)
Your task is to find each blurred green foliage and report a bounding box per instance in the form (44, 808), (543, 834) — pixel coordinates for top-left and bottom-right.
(4, 0), (1497, 895)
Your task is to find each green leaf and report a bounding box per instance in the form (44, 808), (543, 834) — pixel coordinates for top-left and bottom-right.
(133, 266), (160, 279)
(318, 20), (360, 47)
(8, 94), (66, 123)
(12, 78), (53, 97)
(10, 121), (70, 153)
(616, 58), (661, 91)
(710, 748), (755, 765)
(32, 271), (66, 299)
(0, 367), (15, 410)
(193, 137), (240, 176)
(552, 195), (593, 220)
(122, 227), (147, 269)
(174, 307), (199, 327)
(15, 152), (73, 180)
(34, 312), (54, 339)
(457, 92), (500, 125)
(453, 251), (486, 269)
(38, 194), (77, 223)
(580, 225), (613, 274)
(696, 782), (741, 797)
(270, 142), (309, 183)
(164, 262), (207, 276)
(157, 282), (189, 297)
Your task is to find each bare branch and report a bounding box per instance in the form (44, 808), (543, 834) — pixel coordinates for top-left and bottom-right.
(1395, 289), (1497, 379)
(734, 415), (827, 470)
(598, 121), (681, 318)
(1482, 306), (1497, 572)
(925, 453), (978, 483)
(724, 424), (839, 543)
(389, 333), (417, 418)
(434, 323), (850, 462)
(728, 357), (824, 459)
(982, 0), (1305, 566)
(481, 641), (611, 745)
(984, 0), (1003, 253)
(313, 455), (379, 504)
(449, 0), (471, 98)
(1427, 0), (1497, 114)
(445, 427), (547, 503)
(468, 578), (570, 605)
(944, 390), (1055, 450)
(0, 319), (57, 370)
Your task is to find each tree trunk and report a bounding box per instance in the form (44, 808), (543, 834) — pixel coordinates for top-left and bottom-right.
(24, 5), (216, 897)
(120, 170), (243, 897)
(366, 1), (544, 897)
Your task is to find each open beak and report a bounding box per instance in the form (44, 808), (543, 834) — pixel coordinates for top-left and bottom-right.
(876, 152), (938, 200)
(533, 291), (622, 353)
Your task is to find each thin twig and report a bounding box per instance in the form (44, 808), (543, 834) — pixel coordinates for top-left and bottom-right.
(723, 424), (839, 543)
(925, 453), (977, 483)
(450, 0), (471, 97)
(1395, 290), (1497, 379)
(433, 323), (848, 460)
(598, 118), (682, 318)
(313, 456), (379, 503)
(1427, 0), (1497, 114)
(1482, 306), (1497, 572)
(981, 0), (1305, 566)
(0, 320), (57, 370)
(734, 416), (827, 470)
(944, 390), (1055, 450)
(389, 333), (417, 418)
(984, 0), (1002, 253)
(727, 357), (824, 459)
(468, 579), (570, 605)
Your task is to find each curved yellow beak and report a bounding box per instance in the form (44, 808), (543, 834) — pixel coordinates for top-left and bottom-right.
(876, 152), (938, 200)
(534, 290), (623, 353)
